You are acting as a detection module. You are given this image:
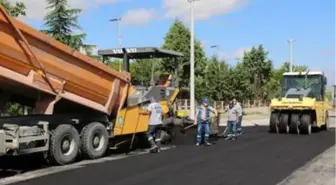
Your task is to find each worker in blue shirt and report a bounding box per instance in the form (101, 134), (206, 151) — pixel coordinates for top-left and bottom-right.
(194, 98), (218, 146)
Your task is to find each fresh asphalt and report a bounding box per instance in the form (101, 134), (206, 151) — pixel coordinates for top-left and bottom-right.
(4, 125), (335, 185)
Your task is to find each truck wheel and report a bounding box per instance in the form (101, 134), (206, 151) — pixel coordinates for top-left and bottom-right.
(269, 112), (279, 133)
(300, 114), (312, 135)
(279, 114), (289, 134)
(81, 122), (109, 159)
(289, 114), (300, 134)
(49, 124), (80, 165)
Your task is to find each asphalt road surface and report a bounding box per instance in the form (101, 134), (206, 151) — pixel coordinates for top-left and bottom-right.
(4, 125), (335, 185)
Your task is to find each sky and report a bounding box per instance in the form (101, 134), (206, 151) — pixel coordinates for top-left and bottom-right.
(9, 0), (336, 87)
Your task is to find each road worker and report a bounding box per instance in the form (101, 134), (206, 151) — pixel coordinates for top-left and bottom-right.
(146, 96), (163, 153)
(233, 97), (243, 135)
(225, 97), (240, 140)
(194, 98), (218, 146)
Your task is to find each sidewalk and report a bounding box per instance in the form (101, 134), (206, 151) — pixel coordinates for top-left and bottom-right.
(219, 114), (269, 127)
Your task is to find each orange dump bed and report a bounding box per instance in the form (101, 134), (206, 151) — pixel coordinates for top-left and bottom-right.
(0, 6), (131, 116)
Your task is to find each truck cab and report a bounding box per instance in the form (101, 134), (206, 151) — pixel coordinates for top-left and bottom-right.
(280, 71), (327, 101)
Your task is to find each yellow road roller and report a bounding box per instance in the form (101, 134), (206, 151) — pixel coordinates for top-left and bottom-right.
(269, 71), (331, 135)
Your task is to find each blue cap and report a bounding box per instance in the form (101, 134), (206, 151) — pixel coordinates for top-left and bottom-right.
(202, 98), (208, 104)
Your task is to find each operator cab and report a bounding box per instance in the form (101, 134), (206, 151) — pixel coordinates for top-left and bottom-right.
(281, 71), (327, 101)
(97, 47), (183, 106)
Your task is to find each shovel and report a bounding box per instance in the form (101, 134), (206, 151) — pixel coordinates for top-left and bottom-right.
(180, 117), (215, 134)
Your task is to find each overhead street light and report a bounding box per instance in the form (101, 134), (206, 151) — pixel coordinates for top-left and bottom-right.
(110, 17), (123, 71)
(188, 0), (199, 120)
(287, 39), (295, 72)
(210, 45), (220, 61)
(109, 18), (122, 47)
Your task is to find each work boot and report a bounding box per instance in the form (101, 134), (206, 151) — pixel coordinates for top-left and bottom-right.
(225, 134), (232, 140)
(149, 146), (159, 153)
(156, 142), (162, 153)
(205, 141), (212, 146)
(148, 138), (158, 152)
(232, 134), (237, 140)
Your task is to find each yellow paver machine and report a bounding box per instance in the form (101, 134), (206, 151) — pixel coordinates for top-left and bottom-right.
(98, 47), (189, 144)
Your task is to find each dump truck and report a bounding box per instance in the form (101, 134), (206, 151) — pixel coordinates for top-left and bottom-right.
(269, 71), (330, 135)
(0, 5), (183, 165)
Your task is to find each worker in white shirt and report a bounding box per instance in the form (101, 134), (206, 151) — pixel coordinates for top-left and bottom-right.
(233, 97), (243, 136)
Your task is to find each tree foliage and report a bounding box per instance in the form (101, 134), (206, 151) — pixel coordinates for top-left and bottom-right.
(161, 19), (207, 89)
(0, 0), (25, 17)
(203, 56), (230, 101)
(279, 62), (308, 72)
(197, 46), (274, 102)
(106, 58), (159, 86)
(240, 45), (273, 100)
(42, 0), (91, 52)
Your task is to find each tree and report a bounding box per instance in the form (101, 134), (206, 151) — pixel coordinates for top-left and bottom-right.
(106, 58), (157, 86)
(161, 19), (207, 90)
(0, 0), (25, 17)
(203, 56), (231, 101)
(295, 65), (308, 72)
(241, 45), (273, 100)
(228, 62), (252, 101)
(280, 62), (308, 72)
(131, 59), (160, 86)
(42, 0), (91, 52)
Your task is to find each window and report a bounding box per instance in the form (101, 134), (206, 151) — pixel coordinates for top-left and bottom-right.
(281, 74), (323, 99)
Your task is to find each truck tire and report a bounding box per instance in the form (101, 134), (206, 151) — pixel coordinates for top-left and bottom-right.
(279, 114), (289, 134)
(289, 113), (300, 134)
(49, 124), (80, 165)
(80, 122), (109, 159)
(269, 112), (279, 133)
(300, 114), (312, 135)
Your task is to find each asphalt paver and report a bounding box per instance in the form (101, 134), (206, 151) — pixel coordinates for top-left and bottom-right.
(10, 126), (336, 185)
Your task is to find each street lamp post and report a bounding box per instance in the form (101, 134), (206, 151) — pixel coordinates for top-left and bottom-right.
(287, 39), (295, 72)
(210, 45), (220, 61)
(188, 0), (198, 120)
(110, 17), (123, 71)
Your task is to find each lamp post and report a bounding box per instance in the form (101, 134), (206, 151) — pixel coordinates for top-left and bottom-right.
(110, 17), (122, 71)
(210, 45), (220, 61)
(188, 0), (199, 120)
(287, 39), (295, 72)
